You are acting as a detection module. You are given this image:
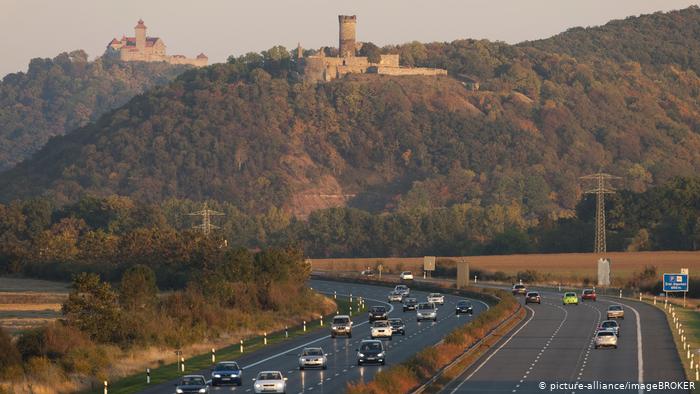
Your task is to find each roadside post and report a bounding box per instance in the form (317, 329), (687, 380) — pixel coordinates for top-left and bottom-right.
(303, 320), (307, 331)
(319, 315), (323, 327)
(240, 339), (244, 353)
(181, 357), (185, 372)
(147, 368), (150, 384)
(285, 326), (289, 338)
(104, 381), (108, 394)
(211, 348), (215, 363)
(264, 332), (267, 345)
(474, 275), (477, 284)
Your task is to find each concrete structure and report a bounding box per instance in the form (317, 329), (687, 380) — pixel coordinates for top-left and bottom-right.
(456, 261), (470, 289)
(301, 15), (447, 82)
(106, 20), (208, 67)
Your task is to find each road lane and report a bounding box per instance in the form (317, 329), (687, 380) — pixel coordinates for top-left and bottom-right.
(138, 279), (490, 394)
(445, 288), (686, 394)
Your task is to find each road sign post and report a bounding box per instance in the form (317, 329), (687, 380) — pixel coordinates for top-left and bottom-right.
(423, 256), (436, 278)
(663, 273), (689, 307)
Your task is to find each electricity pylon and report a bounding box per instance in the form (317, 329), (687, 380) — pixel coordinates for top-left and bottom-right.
(580, 172), (621, 253)
(188, 203), (224, 235)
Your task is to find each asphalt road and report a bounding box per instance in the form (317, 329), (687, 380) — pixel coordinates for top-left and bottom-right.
(442, 287), (687, 394)
(139, 279), (489, 394)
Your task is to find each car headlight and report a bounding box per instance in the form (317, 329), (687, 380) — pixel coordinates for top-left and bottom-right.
(378, 352), (385, 357)
(255, 383), (261, 388)
(358, 353), (365, 357)
(198, 389), (207, 393)
(176, 389), (183, 394)
(213, 374), (221, 378)
(231, 372), (238, 377)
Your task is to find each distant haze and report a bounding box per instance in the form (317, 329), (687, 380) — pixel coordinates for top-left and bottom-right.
(1, 0), (698, 77)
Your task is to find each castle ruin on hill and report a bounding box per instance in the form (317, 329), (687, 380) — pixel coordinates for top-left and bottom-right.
(106, 20), (208, 67)
(300, 15), (447, 82)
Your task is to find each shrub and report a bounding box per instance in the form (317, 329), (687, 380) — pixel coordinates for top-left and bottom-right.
(0, 328), (21, 379)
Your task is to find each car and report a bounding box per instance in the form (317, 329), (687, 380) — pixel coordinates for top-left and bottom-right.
(598, 320), (620, 337)
(594, 330), (618, 349)
(331, 314), (352, 338)
(388, 317), (406, 335)
(387, 291), (404, 303)
(253, 371), (287, 394)
(368, 306), (388, 322)
(211, 361), (242, 386)
(562, 292), (579, 305)
(361, 269), (375, 277)
(455, 300), (473, 315)
(400, 271), (414, 280)
(512, 284), (527, 295)
(607, 305), (625, 319)
(298, 347), (328, 370)
(427, 293), (445, 305)
(582, 289), (597, 301)
(416, 302), (438, 322)
(402, 297), (418, 312)
(175, 375), (209, 394)
(525, 291), (541, 304)
(356, 339), (386, 365)
(370, 320), (393, 340)
(394, 284), (410, 296)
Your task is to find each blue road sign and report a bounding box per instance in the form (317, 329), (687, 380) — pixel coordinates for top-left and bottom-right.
(663, 273), (689, 292)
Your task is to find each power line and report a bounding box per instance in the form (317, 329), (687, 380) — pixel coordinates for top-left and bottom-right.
(580, 172), (621, 253)
(188, 203), (224, 235)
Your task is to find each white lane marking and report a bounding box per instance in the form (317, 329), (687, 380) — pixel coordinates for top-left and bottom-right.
(449, 304), (535, 394)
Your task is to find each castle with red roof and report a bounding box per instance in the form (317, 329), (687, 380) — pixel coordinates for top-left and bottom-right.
(106, 19), (207, 67)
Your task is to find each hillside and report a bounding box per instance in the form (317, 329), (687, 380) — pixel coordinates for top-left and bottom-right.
(2, 7), (700, 221)
(0, 50), (189, 170)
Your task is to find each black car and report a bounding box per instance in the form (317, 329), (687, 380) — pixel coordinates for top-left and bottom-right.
(388, 318), (406, 335)
(356, 339), (386, 365)
(211, 361), (242, 386)
(402, 297), (418, 312)
(175, 375), (209, 393)
(369, 306), (388, 322)
(455, 300), (473, 315)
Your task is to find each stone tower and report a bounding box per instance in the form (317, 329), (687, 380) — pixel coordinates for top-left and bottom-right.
(135, 19), (147, 49)
(338, 15), (357, 57)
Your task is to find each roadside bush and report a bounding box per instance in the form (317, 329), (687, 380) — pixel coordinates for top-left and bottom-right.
(0, 328), (21, 379)
(24, 356), (65, 384)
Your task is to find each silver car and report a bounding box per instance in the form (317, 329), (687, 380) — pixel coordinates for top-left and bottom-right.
(298, 347), (327, 370)
(395, 284), (410, 296)
(416, 302), (437, 322)
(598, 320), (620, 337)
(594, 330), (618, 349)
(427, 293), (445, 305)
(253, 371), (287, 394)
(388, 291), (403, 303)
(370, 320), (393, 340)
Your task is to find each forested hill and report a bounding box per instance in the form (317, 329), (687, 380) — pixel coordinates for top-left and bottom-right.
(2, 7), (700, 220)
(0, 50), (189, 170)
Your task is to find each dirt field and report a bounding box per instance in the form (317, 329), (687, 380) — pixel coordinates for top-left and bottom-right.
(311, 251), (700, 282)
(0, 277), (69, 332)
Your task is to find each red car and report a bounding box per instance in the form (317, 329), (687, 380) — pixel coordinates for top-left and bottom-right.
(581, 289), (597, 301)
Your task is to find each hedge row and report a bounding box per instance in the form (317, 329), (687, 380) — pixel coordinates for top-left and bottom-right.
(346, 287), (519, 394)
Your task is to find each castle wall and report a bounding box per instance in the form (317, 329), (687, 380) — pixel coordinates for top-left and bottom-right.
(372, 66), (448, 76)
(378, 54), (399, 67)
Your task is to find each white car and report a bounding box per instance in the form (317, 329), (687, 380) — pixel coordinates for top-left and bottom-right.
(370, 320), (393, 340)
(388, 291), (403, 302)
(400, 271), (414, 280)
(394, 284), (410, 296)
(298, 347), (327, 370)
(594, 330), (618, 349)
(427, 293), (445, 305)
(416, 302), (438, 322)
(253, 371), (287, 394)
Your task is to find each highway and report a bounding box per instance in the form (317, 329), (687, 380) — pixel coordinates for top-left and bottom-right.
(442, 287), (686, 394)
(138, 279), (490, 394)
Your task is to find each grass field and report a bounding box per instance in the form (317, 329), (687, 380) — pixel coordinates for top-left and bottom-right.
(311, 251), (700, 283)
(0, 277), (69, 333)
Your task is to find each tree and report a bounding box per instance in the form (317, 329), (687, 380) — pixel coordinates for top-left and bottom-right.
(359, 42), (382, 64)
(0, 327), (21, 378)
(119, 265), (158, 310)
(62, 273), (123, 343)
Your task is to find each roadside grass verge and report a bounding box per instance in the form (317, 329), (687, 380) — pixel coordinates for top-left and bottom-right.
(89, 298), (354, 394)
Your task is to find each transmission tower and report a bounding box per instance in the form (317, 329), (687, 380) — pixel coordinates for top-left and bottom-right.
(188, 203), (224, 235)
(580, 172), (621, 253)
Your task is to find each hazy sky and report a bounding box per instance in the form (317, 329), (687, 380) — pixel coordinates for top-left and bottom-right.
(1, 0), (698, 77)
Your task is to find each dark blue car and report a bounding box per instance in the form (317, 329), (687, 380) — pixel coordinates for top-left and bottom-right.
(211, 361), (242, 386)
